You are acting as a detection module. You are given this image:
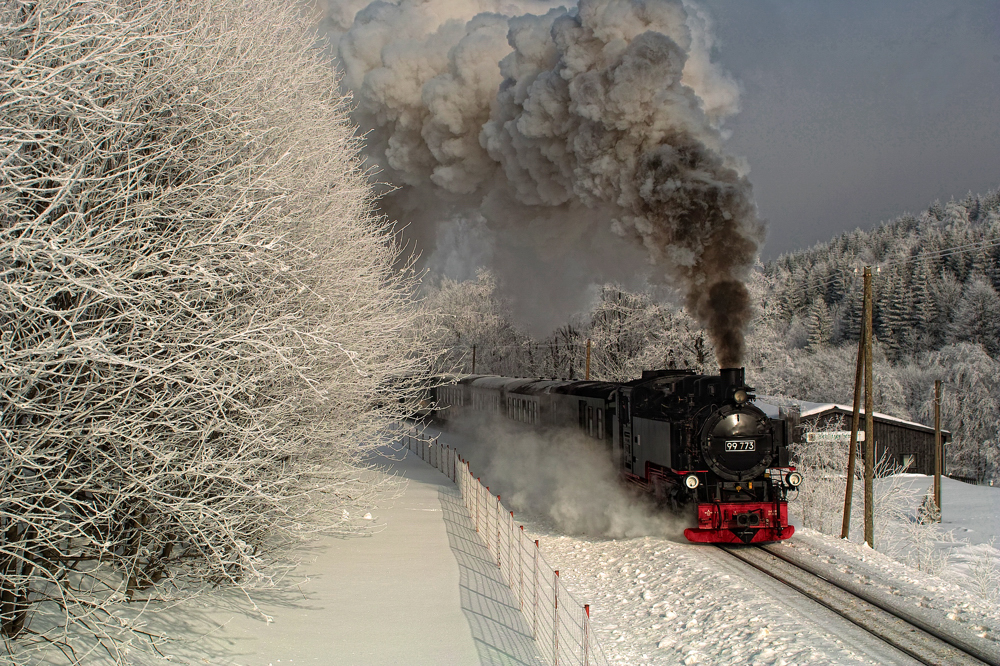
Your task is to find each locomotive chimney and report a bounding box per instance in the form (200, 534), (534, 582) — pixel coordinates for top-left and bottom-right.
(720, 367), (745, 392)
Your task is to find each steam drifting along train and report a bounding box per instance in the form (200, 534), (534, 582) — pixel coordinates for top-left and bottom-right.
(434, 367), (800, 544)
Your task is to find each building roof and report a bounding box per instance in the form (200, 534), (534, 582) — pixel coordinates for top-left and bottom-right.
(756, 396), (950, 437)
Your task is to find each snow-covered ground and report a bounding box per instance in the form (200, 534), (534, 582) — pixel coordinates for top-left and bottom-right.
(510, 481), (1000, 665)
(431, 422), (1000, 665)
(18, 445), (542, 666)
(34, 424), (992, 666)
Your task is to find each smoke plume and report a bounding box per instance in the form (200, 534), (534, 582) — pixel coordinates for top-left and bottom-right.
(319, 0), (762, 364)
(449, 415), (686, 538)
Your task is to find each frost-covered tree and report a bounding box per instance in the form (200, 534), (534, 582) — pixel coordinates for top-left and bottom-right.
(949, 274), (1000, 356)
(1, 0), (430, 659)
(911, 344), (1000, 483)
(423, 270), (533, 377)
(586, 287), (715, 381)
(806, 298), (833, 351)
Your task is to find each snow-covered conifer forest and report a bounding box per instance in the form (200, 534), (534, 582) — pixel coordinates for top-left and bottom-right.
(424, 189), (1000, 488)
(0, 0), (434, 660)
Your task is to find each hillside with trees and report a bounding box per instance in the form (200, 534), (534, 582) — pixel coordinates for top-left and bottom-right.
(425, 188), (1000, 486)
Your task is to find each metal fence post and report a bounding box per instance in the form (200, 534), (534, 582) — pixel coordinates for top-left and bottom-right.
(533, 539), (539, 640)
(518, 526), (525, 609)
(583, 604), (590, 666)
(554, 570), (560, 666)
(495, 495), (502, 568)
(476, 479), (481, 533)
(508, 511), (514, 587)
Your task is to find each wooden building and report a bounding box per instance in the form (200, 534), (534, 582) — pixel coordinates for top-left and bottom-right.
(758, 400), (949, 476)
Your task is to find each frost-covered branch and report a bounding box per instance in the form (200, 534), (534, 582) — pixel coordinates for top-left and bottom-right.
(1, 0), (432, 660)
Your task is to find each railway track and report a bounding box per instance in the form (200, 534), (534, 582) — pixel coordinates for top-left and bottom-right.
(716, 544), (999, 666)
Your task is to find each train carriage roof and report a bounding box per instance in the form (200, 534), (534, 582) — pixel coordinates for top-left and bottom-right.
(452, 375), (617, 399)
(549, 381), (619, 399)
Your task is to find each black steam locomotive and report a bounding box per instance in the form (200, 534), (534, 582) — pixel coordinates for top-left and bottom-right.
(433, 367), (801, 544)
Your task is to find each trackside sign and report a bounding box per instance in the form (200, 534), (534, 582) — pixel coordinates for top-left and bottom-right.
(806, 431), (866, 443)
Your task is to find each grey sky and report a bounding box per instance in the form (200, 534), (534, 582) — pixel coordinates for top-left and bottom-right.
(700, 0), (1000, 259)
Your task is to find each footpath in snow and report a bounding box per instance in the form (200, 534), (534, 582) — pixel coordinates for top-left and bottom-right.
(126, 446), (541, 666)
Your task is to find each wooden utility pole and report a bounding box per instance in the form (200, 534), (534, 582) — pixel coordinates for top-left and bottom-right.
(585, 338), (591, 381)
(934, 380), (942, 520)
(841, 294), (867, 540)
(472, 344), (477, 374)
(863, 267), (875, 548)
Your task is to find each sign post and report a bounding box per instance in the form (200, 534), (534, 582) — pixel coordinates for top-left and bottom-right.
(808, 431), (866, 443)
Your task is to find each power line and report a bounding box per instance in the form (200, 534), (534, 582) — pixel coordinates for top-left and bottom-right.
(787, 235), (1000, 294)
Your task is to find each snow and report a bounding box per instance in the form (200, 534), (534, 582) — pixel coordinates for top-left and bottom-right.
(509, 496), (999, 665)
(47, 445), (542, 666)
(51, 429), (996, 665)
(426, 424), (999, 665)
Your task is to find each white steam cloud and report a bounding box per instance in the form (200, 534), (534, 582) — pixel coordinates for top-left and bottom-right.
(449, 414), (686, 538)
(319, 0), (761, 362)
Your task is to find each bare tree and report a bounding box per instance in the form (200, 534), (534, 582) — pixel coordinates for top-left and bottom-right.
(1, 0), (430, 661)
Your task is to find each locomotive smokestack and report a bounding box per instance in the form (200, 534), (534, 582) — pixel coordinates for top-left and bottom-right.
(720, 367), (745, 392)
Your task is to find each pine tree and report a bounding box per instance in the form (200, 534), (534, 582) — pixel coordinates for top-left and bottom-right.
(910, 257), (937, 350)
(949, 274), (1000, 357)
(806, 298), (833, 351)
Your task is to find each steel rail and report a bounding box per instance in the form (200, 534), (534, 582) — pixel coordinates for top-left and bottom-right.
(758, 544), (999, 666)
(717, 544), (997, 666)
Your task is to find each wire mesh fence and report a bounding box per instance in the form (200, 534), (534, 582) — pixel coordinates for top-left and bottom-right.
(402, 426), (610, 666)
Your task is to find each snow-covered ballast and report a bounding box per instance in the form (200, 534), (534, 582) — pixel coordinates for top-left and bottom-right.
(432, 368), (801, 545)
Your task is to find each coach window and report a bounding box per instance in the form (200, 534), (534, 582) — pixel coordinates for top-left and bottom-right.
(587, 406), (594, 437)
(596, 408), (604, 440)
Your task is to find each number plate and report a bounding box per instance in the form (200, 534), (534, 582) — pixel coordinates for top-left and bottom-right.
(725, 440), (756, 452)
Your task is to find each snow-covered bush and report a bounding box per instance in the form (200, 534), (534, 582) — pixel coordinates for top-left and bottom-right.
(790, 424), (948, 573)
(788, 418), (852, 536)
(969, 538), (1000, 604)
(1, 0), (429, 659)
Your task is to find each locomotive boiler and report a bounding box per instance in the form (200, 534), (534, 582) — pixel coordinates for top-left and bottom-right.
(433, 367), (800, 544)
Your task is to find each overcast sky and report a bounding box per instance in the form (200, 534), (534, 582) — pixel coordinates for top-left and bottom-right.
(699, 0), (1000, 259)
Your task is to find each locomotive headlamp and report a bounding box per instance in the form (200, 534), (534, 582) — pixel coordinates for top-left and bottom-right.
(685, 474), (700, 489)
(733, 389), (749, 404)
(786, 471), (803, 487)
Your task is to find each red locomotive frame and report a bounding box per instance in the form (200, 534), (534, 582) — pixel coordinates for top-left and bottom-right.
(684, 498), (794, 544)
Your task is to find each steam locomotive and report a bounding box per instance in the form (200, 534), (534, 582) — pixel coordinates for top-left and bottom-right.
(433, 367), (800, 544)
